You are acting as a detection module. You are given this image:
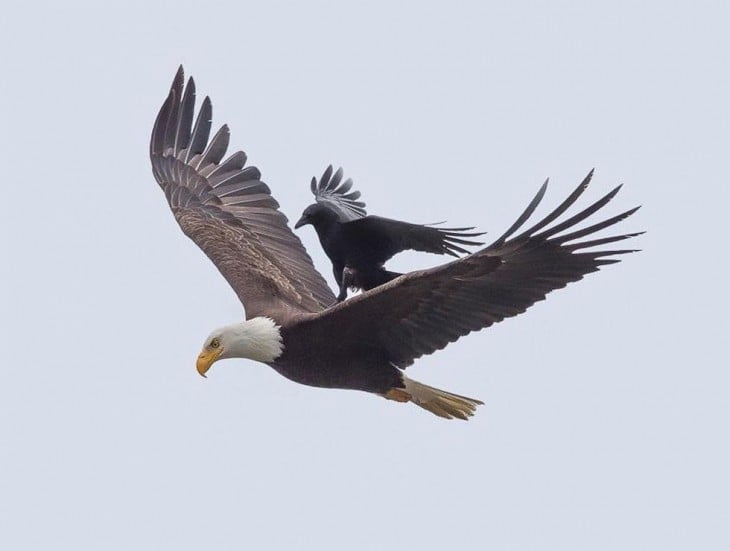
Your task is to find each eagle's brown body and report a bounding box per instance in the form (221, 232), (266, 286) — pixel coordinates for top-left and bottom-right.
(273, 321), (402, 393)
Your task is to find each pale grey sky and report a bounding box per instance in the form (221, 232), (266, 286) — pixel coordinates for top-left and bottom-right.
(1, 1), (727, 550)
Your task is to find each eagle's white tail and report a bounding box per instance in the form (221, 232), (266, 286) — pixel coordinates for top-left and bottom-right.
(383, 375), (484, 420)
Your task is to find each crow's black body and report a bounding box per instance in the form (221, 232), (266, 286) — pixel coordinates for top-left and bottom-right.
(295, 166), (484, 301)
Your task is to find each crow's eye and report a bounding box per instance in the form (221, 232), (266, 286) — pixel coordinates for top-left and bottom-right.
(210, 338), (220, 349)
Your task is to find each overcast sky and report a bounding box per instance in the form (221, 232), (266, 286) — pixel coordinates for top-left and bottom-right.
(1, 1), (728, 549)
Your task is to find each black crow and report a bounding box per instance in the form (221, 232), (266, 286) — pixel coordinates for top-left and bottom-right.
(295, 166), (484, 302)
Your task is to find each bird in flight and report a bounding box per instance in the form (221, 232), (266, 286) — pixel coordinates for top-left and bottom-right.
(295, 166), (484, 302)
(150, 67), (641, 419)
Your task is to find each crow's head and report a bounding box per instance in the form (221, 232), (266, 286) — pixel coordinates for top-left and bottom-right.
(295, 203), (339, 229)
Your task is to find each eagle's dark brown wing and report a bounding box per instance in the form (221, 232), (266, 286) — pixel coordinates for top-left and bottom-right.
(310, 165), (367, 221)
(304, 171), (641, 366)
(150, 67), (335, 321)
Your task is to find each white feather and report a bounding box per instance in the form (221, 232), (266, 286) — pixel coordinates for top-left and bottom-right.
(207, 317), (284, 363)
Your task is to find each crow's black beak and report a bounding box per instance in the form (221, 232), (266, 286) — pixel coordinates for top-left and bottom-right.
(294, 215), (308, 229)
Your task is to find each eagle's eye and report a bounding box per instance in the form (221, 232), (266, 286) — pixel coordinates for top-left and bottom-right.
(210, 338), (220, 349)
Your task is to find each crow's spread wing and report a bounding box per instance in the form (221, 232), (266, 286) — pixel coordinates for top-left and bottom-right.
(310, 165), (367, 222)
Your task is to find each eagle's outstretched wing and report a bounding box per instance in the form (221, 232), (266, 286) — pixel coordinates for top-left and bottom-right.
(150, 67), (335, 321)
(310, 165), (367, 221)
(305, 171), (641, 366)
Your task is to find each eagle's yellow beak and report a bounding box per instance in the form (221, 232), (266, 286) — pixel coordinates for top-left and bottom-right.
(196, 348), (223, 377)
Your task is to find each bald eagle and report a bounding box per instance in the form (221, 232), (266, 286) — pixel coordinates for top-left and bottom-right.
(150, 67), (641, 420)
(294, 165), (484, 301)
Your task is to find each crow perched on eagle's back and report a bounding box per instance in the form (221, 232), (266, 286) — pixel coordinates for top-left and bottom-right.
(295, 166), (485, 301)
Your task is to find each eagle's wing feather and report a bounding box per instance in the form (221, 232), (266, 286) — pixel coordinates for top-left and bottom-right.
(306, 172), (641, 367)
(151, 67), (335, 320)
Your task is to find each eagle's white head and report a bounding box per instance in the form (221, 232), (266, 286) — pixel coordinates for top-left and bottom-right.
(196, 317), (284, 377)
